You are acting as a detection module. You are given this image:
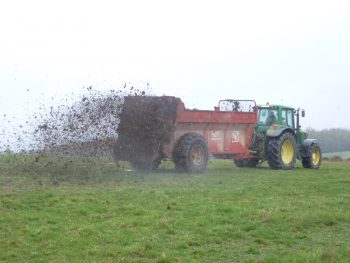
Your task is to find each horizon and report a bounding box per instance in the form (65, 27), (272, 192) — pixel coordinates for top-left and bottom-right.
(1, 0), (350, 152)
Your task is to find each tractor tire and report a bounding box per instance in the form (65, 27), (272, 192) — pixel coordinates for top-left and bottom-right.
(267, 132), (297, 170)
(234, 158), (259, 168)
(172, 133), (208, 173)
(302, 143), (322, 169)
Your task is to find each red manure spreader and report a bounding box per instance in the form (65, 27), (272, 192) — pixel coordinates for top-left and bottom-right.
(114, 96), (321, 172)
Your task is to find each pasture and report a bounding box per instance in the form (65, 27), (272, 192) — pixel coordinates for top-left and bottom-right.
(323, 151), (350, 160)
(1, 155), (349, 262)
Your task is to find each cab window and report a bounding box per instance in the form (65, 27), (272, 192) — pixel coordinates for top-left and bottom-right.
(286, 110), (294, 129)
(281, 110), (286, 125)
(258, 109), (278, 126)
(281, 109), (294, 128)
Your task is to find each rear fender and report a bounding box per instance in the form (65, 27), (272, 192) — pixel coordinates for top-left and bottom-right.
(266, 126), (294, 138)
(300, 139), (318, 158)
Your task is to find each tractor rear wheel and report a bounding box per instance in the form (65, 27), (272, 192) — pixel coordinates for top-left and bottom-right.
(172, 133), (208, 173)
(267, 132), (297, 169)
(234, 158), (259, 168)
(302, 143), (322, 169)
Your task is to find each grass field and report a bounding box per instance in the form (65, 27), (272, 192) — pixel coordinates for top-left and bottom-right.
(1, 155), (350, 262)
(323, 151), (350, 159)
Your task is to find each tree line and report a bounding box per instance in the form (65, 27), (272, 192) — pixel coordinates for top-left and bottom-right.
(306, 128), (350, 153)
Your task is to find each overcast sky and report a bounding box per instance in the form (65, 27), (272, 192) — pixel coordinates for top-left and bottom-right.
(1, 0), (350, 133)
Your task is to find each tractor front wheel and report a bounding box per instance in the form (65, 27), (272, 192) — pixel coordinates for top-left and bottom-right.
(172, 133), (208, 173)
(267, 132), (297, 169)
(302, 143), (322, 169)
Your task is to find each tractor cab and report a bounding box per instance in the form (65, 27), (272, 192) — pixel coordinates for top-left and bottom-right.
(257, 104), (297, 133)
(256, 104), (308, 151)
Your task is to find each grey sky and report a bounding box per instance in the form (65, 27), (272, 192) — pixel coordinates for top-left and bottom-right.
(1, 0), (350, 133)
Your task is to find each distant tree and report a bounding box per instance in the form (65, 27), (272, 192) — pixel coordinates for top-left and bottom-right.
(306, 128), (350, 153)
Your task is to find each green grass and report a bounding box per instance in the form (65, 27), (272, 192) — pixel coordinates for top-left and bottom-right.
(1, 156), (350, 262)
(323, 151), (350, 159)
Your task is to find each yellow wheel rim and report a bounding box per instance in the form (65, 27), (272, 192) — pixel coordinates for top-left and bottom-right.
(311, 147), (321, 166)
(281, 140), (294, 164)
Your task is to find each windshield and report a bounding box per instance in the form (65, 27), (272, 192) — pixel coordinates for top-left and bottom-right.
(258, 108), (278, 126)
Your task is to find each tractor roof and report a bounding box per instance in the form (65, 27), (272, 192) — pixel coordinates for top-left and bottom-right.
(257, 104), (294, 110)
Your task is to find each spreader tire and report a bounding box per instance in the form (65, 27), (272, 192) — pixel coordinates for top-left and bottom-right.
(130, 158), (161, 171)
(234, 158), (259, 168)
(234, 159), (244, 167)
(172, 133), (208, 173)
(130, 159), (152, 171)
(302, 143), (322, 169)
(267, 132), (297, 170)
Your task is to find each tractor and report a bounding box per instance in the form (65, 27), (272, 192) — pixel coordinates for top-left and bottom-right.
(234, 103), (322, 169)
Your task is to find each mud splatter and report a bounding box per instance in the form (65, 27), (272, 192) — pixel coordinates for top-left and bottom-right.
(113, 96), (178, 170)
(0, 84), (155, 181)
(31, 85), (152, 157)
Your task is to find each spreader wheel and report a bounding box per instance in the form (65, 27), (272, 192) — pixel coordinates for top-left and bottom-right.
(234, 159), (244, 167)
(129, 157), (162, 171)
(234, 158), (259, 168)
(172, 133), (208, 173)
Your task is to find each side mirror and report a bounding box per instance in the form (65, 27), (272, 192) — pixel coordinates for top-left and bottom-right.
(301, 110), (305, 117)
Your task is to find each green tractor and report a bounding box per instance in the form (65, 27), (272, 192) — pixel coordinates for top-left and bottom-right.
(235, 103), (322, 169)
